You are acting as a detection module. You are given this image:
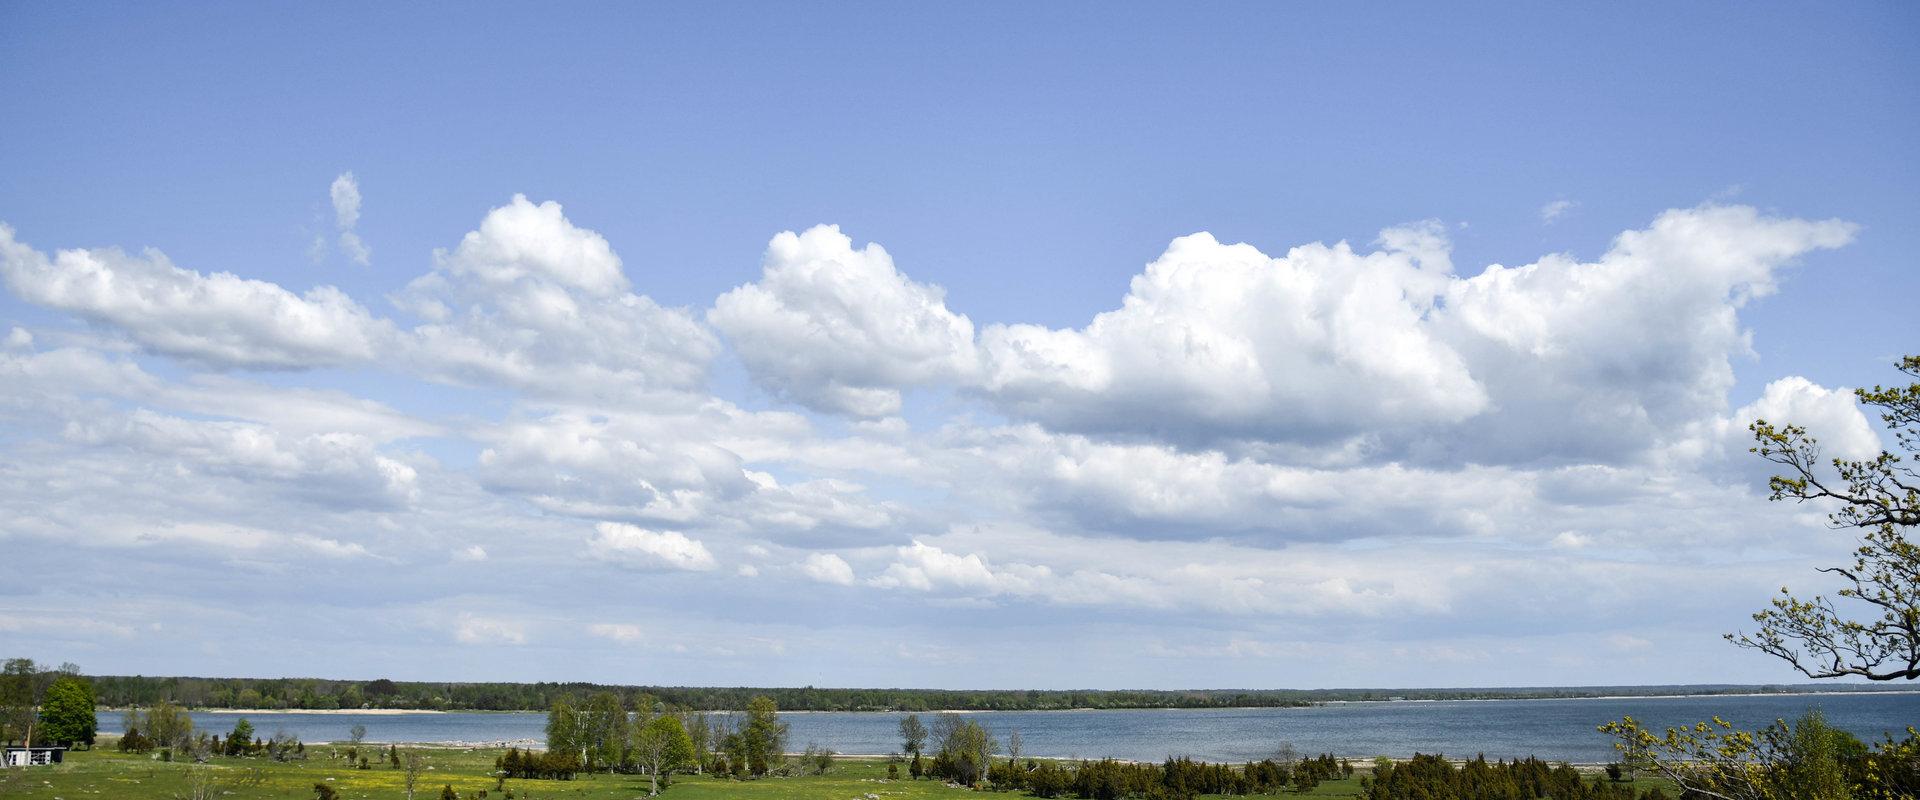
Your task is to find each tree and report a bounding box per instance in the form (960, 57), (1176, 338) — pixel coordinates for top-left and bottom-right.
(1601, 710), (1857, 800)
(1731, 355), (1920, 680)
(402, 750), (427, 800)
(898, 713), (927, 757)
(37, 675), (96, 747)
(740, 696), (787, 776)
(800, 741), (834, 775)
(226, 718), (255, 756)
(146, 700), (193, 752)
(579, 691), (627, 771)
(1, 658), (36, 745)
(932, 713), (996, 786)
(348, 724), (366, 746)
(1007, 728), (1022, 765)
(684, 711), (710, 773)
(632, 714), (695, 795)
(545, 697), (581, 763)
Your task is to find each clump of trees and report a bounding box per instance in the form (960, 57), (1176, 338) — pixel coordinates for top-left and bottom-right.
(1005, 752), (1350, 799)
(1362, 754), (1667, 800)
(117, 699), (194, 757)
(927, 713), (996, 786)
(1602, 710), (1917, 800)
(1, 659), (93, 748)
(495, 747), (580, 780)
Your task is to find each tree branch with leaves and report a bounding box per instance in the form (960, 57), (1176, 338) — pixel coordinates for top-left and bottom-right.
(1729, 355), (1920, 681)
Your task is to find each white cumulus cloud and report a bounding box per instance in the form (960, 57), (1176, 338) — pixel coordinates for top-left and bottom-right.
(0, 224), (394, 370)
(710, 225), (980, 417)
(799, 552), (855, 585)
(399, 195), (719, 399)
(587, 522), (718, 571)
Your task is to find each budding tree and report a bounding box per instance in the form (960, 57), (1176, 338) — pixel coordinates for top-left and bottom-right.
(1730, 355), (1920, 681)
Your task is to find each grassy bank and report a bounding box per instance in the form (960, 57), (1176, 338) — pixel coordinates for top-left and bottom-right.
(2, 744), (1682, 799)
(2, 745), (1373, 800)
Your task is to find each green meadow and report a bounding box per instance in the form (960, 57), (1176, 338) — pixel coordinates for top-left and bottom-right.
(2, 746), (1386, 800)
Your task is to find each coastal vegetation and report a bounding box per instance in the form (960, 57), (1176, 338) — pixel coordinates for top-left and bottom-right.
(4, 736), (1685, 800)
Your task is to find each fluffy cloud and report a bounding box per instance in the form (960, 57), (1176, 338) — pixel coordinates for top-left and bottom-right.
(586, 522), (718, 571)
(63, 408), (421, 509)
(710, 206), (1856, 468)
(400, 195), (719, 398)
(799, 552), (855, 585)
(710, 225), (980, 417)
(1715, 376), (1882, 464)
(0, 224), (394, 369)
(982, 223), (1485, 445)
(473, 408), (896, 539)
(1430, 206), (1857, 464)
(0, 192), (1884, 687)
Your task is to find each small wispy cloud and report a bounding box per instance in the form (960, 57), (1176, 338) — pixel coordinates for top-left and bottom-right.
(587, 622), (643, 643)
(312, 172), (371, 265)
(1539, 199), (1578, 224)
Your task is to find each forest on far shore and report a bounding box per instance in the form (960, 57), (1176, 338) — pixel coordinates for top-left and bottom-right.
(81, 675), (1913, 712)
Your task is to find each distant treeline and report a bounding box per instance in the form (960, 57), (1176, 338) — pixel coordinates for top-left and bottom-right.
(84, 676), (1911, 713)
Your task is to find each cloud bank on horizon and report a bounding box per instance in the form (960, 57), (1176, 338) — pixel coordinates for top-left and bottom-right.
(0, 187), (1891, 688)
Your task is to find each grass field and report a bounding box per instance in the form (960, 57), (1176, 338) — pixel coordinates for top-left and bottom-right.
(2, 745), (1678, 799)
(0, 745), (1381, 800)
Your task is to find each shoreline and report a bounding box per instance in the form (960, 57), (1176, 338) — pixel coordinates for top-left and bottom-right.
(95, 688), (1920, 717)
(106, 707), (448, 715)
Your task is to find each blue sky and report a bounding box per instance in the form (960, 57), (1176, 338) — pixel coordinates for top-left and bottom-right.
(1, 3), (1916, 688)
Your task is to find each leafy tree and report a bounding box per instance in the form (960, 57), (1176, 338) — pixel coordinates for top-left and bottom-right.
(898, 713), (927, 757)
(579, 691), (627, 771)
(632, 714), (695, 795)
(146, 699), (193, 751)
(37, 675), (96, 747)
(0, 657), (36, 745)
(683, 711), (710, 772)
(1731, 355), (1920, 680)
(1601, 710), (1859, 800)
(544, 697), (581, 763)
(740, 695), (787, 776)
(118, 707), (151, 753)
(226, 718), (255, 756)
(931, 713), (996, 786)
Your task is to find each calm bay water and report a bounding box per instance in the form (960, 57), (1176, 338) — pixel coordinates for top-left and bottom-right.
(97, 692), (1919, 764)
